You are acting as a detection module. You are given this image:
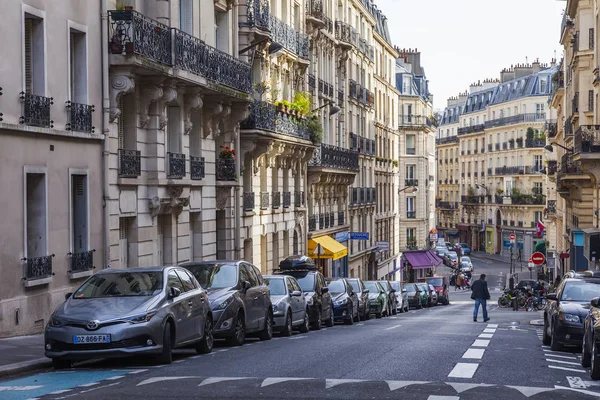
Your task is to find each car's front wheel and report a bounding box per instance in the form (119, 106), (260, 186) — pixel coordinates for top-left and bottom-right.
(281, 312), (293, 337)
(158, 321), (173, 364)
(311, 308), (322, 330)
(195, 316), (214, 354)
(325, 304), (334, 327)
(591, 340), (600, 380)
(226, 312), (246, 346)
(550, 321), (563, 351)
(542, 317), (551, 346)
(582, 330), (592, 368)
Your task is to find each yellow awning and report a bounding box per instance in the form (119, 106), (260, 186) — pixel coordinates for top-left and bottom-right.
(308, 236), (348, 260)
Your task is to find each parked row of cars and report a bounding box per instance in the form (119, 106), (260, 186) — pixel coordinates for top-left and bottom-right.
(43, 256), (449, 369)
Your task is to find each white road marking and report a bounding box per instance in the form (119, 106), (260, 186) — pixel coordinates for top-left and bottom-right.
(486, 324), (498, 328)
(137, 377), (196, 386)
(127, 369), (148, 374)
(506, 386), (555, 397)
(289, 335), (308, 340)
(427, 396), (460, 400)
(0, 386), (43, 391)
(78, 382), (99, 387)
(482, 328), (496, 333)
(548, 365), (587, 373)
(199, 377), (252, 387)
(105, 375), (125, 380)
(357, 323), (364, 326)
(554, 385), (600, 398)
(567, 376), (588, 389)
(325, 379), (367, 389)
(386, 381), (428, 391)
(49, 390), (72, 395)
(471, 340), (490, 347)
(546, 359), (584, 366)
(261, 377), (313, 387)
(445, 382), (494, 393)
(478, 333), (494, 339)
(448, 363), (479, 378)
(541, 353), (578, 360)
(462, 348), (485, 359)
(384, 325), (402, 331)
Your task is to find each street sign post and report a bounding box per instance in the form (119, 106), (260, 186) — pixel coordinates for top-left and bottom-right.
(531, 252), (545, 266)
(509, 233), (516, 243)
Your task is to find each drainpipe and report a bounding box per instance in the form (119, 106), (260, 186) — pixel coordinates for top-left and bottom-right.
(234, 127), (241, 260)
(101, 0), (110, 268)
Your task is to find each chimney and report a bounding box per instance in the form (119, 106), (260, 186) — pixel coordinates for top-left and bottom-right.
(500, 66), (515, 83)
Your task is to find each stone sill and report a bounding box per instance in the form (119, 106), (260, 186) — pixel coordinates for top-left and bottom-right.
(23, 277), (53, 288)
(69, 270), (94, 280)
(0, 122), (104, 141)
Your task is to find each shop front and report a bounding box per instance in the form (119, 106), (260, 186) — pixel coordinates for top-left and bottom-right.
(485, 226), (495, 254)
(401, 250), (443, 283)
(308, 235), (348, 277)
(332, 231), (349, 277)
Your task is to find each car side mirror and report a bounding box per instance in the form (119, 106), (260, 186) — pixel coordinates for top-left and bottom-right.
(363, 289), (370, 294)
(546, 293), (558, 301)
(321, 287), (329, 294)
(402, 289), (407, 293)
(65, 292), (73, 301)
(291, 290), (302, 297)
(242, 281), (251, 291)
(169, 287), (181, 298)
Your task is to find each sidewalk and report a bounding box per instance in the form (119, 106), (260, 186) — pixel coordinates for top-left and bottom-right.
(471, 251), (511, 264)
(0, 334), (51, 377)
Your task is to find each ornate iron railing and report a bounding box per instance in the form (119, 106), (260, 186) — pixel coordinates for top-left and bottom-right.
(20, 93), (53, 128)
(335, 21), (355, 45)
(108, 10), (172, 65)
(167, 152), (186, 179)
(68, 249), (95, 273)
(22, 254), (54, 281)
(525, 139), (545, 148)
(246, 0), (270, 29)
(294, 191), (302, 206)
(559, 153), (583, 175)
(241, 100), (310, 140)
(65, 101), (94, 132)
(272, 191), (281, 209)
(435, 136), (459, 145)
(405, 179), (418, 187)
(457, 124), (484, 135)
(306, 0), (324, 21)
(547, 121), (558, 138)
(260, 191), (269, 209)
(269, 15), (310, 59)
(190, 156), (205, 180)
(308, 215), (317, 232)
(575, 125), (600, 153)
(173, 29), (251, 93)
(309, 143), (359, 170)
(118, 149), (141, 178)
(337, 89), (344, 104)
(547, 200), (557, 216)
(349, 79), (357, 99)
(243, 192), (255, 211)
(407, 211), (416, 219)
(484, 113), (546, 129)
(283, 191), (291, 208)
(308, 74), (316, 90)
(216, 158), (236, 181)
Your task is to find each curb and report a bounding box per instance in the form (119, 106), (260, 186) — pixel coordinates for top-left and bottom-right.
(0, 358), (52, 378)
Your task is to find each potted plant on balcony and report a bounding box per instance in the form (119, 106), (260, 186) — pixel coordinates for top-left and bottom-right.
(393, 160), (399, 167)
(275, 100), (285, 113)
(219, 145), (235, 159)
(508, 138), (515, 145)
(307, 117), (323, 145)
(516, 137), (523, 147)
(293, 92), (312, 116)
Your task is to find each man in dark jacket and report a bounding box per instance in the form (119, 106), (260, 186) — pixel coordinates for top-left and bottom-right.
(471, 273), (491, 322)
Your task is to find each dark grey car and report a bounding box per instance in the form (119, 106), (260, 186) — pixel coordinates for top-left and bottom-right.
(264, 275), (309, 335)
(180, 261), (273, 346)
(347, 278), (371, 321)
(44, 266), (214, 368)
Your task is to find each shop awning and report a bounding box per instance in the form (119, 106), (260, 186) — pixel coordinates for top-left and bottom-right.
(308, 236), (348, 260)
(402, 250), (443, 269)
(446, 230), (459, 236)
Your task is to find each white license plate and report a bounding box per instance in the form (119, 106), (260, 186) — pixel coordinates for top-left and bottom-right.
(73, 334), (111, 344)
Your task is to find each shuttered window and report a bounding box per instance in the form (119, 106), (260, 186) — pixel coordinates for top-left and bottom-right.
(179, 0), (193, 34)
(71, 175), (88, 252)
(24, 17), (32, 93)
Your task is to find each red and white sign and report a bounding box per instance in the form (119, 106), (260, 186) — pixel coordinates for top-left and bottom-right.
(509, 233), (516, 242)
(531, 252), (546, 265)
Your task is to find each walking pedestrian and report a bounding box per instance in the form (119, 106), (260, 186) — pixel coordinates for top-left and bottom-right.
(455, 272), (463, 291)
(517, 248), (522, 262)
(471, 273), (491, 322)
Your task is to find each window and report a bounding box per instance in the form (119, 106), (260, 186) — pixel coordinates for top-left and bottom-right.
(540, 78), (547, 93)
(69, 26), (87, 103)
(180, 0), (193, 34)
(406, 164), (415, 179)
(536, 104), (545, 118)
(175, 269), (196, 291)
(406, 197), (415, 218)
(25, 170), (47, 259)
(167, 270), (185, 292)
(406, 134), (415, 154)
(23, 11), (45, 95)
(534, 211), (542, 223)
(533, 182), (543, 196)
(119, 217), (130, 268)
(215, 11), (228, 52)
(71, 174), (88, 254)
(534, 155), (543, 171)
(406, 228), (416, 244)
(589, 90), (594, 112)
(167, 106), (181, 153)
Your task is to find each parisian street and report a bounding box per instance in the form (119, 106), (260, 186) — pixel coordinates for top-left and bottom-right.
(1, 254), (598, 400)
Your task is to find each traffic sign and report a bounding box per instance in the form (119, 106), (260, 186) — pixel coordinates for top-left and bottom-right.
(531, 252), (546, 265)
(509, 233), (516, 242)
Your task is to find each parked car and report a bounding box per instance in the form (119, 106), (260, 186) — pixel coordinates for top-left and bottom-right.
(390, 281), (409, 313)
(424, 276), (450, 305)
(543, 276), (600, 351)
(415, 282), (430, 308)
(326, 278), (359, 324)
(263, 275), (309, 336)
(436, 247), (449, 258)
(445, 252), (458, 268)
(274, 256), (334, 330)
(347, 278), (371, 320)
(404, 283), (423, 309)
(457, 243), (471, 255)
(180, 261), (273, 347)
(582, 292), (600, 378)
(428, 284), (438, 306)
(45, 267), (214, 368)
(379, 280), (398, 315)
(460, 256), (473, 271)
(364, 281), (387, 317)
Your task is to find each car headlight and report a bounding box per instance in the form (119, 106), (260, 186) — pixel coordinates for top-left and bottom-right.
(49, 316), (66, 327)
(334, 299), (348, 306)
(560, 313), (580, 323)
(212, 296), (234, 310)
(125, 311), (157, 324)
(273, 304), (279, 313)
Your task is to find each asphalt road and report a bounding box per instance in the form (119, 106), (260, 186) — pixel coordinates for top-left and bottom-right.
(2, 254), (600, 400)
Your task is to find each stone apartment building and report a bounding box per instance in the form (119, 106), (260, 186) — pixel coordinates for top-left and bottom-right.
(0, 0), (104, 337)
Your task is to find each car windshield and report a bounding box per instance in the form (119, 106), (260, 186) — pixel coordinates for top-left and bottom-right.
(185, 264), (238, 289)
(265, 278), (286, 295)
(390, 282), (400, 291)
(327, 280), (345, 294)
(365, 282), (381, 293)
(349, 280), (361, 292)
(73, 272), (163, 298)
(290, 273), (315, 292)
(561, 281), (600, 302)
(428, 278), (443, 286)
(404, 285), (416, 293)
(416, 284), (427, 291)
(462, 257), (471, 263)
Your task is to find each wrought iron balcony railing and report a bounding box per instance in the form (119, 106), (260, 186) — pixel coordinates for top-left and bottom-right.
(406, 211), (416, 219)
(510, 194), (546, 205)
(269, 15), (310, 59)
(457, 124), (485, 135)
(20, 93), (53, 128)
(216, 158), (236, 181)
(283, 191), (291, 208)
(309, 143), (359, 170)
(272, 191), (281, 209)
(190, 156), (205, 180)
(547, 121), (558, 138)
(335, 20), (355, 45)
(337, 89), (344, 104)
(349, 79), (357, 99)
(22, 254), (54, 281)
(308, 215), (317, 232)
(246, 0), (270, 29)
(241, 100), (310, 140)
(435, 136), (459, 145)
(405, 179), (418, 187)
(338, 211), (345, 225)
(118, 149), (141, 178)
(65, 101), (94, 132)
(575, 125), (600, 153)
(308, 74), (316, 90)
(68, 249), (95, 273)
(167, 152), (186, 179)
(484, 113), (546, 129)
(525, 139), (545, 148)
(559, 153), (583, 175)
(294, 191), (304, 206)
(547, 200), (557, 216)
(244, 192), (255, 211)
(399, 115), (433, 128)
(260, 191), (269, 209)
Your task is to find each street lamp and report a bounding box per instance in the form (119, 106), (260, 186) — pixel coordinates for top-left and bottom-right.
(544, 143), (573, 153)
(238, 39), (283, 56)
(398, 186), (419, 194)
(311, 100), (341, 116)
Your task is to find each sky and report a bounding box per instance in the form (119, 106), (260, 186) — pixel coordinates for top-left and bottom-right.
(375, 0), (565, 111)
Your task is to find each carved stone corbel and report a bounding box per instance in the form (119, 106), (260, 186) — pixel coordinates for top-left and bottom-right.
(109, 73), (135, 123)
(183, 90), (204, 134)
(157, 81), (178, 130)
(138, 84), (163, 128)
(240, 139), (257, 172)
(203, 102), (224, 138)
(267, 143), (286, 168)
(216, 187), (231, 210)
(253, 140), (275, 174)
(148, 196), (162, 218)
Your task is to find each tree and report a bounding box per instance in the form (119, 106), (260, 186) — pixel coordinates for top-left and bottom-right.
(431, 110), (443, 128)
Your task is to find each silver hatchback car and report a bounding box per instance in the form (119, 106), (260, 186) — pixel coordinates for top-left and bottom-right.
(44, 266), (213, 368)
(263, 275), (309, 336)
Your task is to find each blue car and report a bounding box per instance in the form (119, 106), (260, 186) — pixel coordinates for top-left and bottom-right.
(457, 243), (471, 256)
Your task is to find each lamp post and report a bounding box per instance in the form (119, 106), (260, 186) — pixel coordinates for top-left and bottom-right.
(311, 100), (341, 116)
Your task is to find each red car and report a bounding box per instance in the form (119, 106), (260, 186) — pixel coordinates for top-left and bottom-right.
(424, 276), (450, 305)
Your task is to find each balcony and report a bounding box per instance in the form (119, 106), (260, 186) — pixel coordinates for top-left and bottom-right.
(547, 160), (558, 175)
(337, 89), (344, 105)
(118, 149), (141, 178)
(547, 121), (558, 138)
(272, 191), (281, 209)
(260, 191), (269, 209)
(461, 195), (485, 204)
(269, 15), (310, 59)
(338, 211), (345, 225)
(241, 100), (310, 140)
(510, 193), (546, 205)
(20, 93), (53, 128)
(484, 113), (546, 129)
(243, 192), (255, 211)
(494, 165), (543, 175)
(436, 136), (459, 145)
(282, 191), (291, 208)
(308, 215), (317, 232)
(65, 101), (94, 133)
(438, 201), (458, 209)
(22, 254), (54, 283)
(309, 143), (359, 170)
(190, 156), (205, 180)
(525, 139), (545, 148)
(306, 0), (325, 24)
(406, 211), (416, 219)
(574, 125), (600, 154)
(399, 115), (433, 129)
(457, 124), (485, 135)
(216, 158), (236, 181)
(335, 20), (355, 48)
(68, 250), (94, 273)
(108, 10), (252, 93)
(547, 200), (557, 217)
(246, 0), (270, 30)
(167, 152), (185, 179)
(349, 79), (357, 99)
(405, 179), (418, 187)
